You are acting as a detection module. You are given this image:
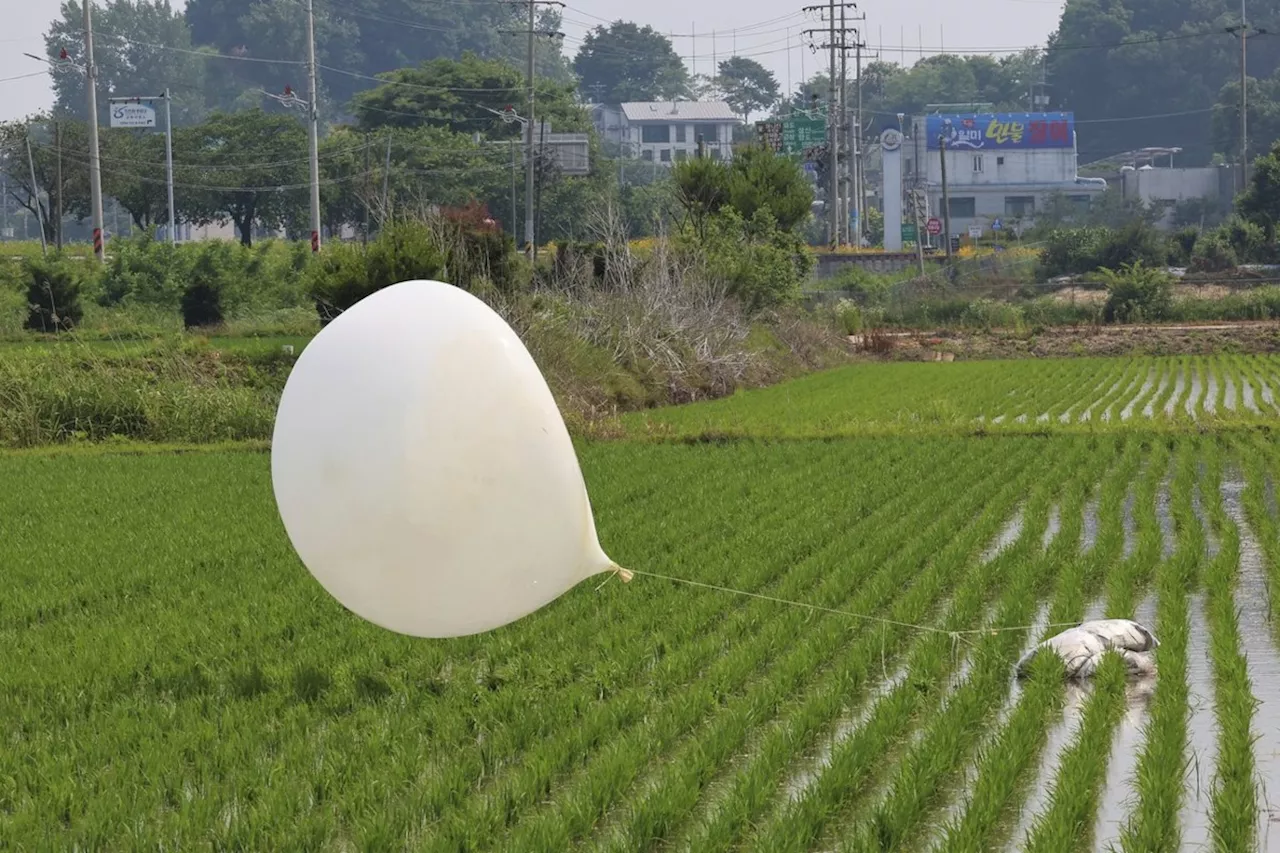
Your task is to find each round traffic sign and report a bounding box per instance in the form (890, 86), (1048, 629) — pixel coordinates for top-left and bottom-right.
(926, 217), (943, 236)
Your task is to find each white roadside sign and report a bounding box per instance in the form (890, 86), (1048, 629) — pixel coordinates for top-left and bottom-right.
(110, 102), (157, 128)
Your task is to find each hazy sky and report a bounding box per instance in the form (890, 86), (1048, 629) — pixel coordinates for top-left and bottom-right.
(2, 0), (1064, 122)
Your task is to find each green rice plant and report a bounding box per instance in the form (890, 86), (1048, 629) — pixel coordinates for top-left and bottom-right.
(1038, 360), (1115, 425)
(1020, 654), (1131, 852)
(1114, 441), (1197, 851)
(662, 455), (1076, 853)
(1081, 360), (1144, 426)
(491, 441), (1054, 852)
(0, 443), (911, 846)
(433, 446), (1000, 849)
(834, 456), (1105, 852)
(1200, 438), (1260, 852)
(736, 446), (1094, 853)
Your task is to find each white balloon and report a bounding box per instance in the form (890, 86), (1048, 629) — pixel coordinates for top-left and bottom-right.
(270, 280), (626, 639)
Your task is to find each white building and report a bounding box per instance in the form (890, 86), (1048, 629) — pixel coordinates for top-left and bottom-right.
(588, 101), (739, 165)
(904, 111), (1106, 237)
(1096, 150), (1235, 229)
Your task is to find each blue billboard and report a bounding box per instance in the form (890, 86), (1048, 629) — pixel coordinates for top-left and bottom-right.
(925, 112), (1074, 150)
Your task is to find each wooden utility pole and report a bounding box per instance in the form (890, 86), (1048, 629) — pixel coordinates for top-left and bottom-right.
(940, 135), (953, 264)
(503, 0), (564, 259)
(54, 119), (62, 251)
(801, 2), (860, 248)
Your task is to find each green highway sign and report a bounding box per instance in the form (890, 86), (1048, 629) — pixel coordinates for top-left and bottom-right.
(901, 223), (918, 242)
(781, 116), (826, 154)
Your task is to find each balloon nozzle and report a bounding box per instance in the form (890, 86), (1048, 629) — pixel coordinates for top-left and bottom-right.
(613, 566), (634, 583)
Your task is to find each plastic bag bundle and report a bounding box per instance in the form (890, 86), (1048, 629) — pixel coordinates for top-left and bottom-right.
(1015, 618), (1158, 680)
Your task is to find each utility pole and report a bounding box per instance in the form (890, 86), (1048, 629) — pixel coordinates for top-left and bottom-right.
(54, 119), (62, 251)
(503, 1), (563, 259)
(525, 0), (535, 257)
(940, 135), (952, 264)
(164, 89), (175, 245)
(827, 1), (837, 248)
(838, 3), (847, 246)
(801, 2), (859, 249)
(83, 0), (105, 262)
(909, 188), (926, 277)
(853, 32), (865, 247)
(1227, 5), (1266, 193)
(305, 0), (321, 252)
(24, 131), (47, 256)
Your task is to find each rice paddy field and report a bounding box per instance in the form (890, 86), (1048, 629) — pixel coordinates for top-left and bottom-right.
(7, 353), (1280, 850)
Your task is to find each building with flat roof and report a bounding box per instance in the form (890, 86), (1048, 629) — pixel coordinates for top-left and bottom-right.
(588, 101), (739, 165)
(902, 110), (1107, 237)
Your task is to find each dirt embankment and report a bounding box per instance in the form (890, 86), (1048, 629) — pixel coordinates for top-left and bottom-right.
(860, 321), (1280, 361)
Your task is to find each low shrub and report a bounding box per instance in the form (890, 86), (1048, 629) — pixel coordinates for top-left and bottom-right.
(1099, 260), (1173, 324)
(181, 249), (225, 329)
(306, 219), (446, 323)
(24, 255), (85, 332)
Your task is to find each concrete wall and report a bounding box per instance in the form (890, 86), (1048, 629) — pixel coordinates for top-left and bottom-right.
(625, 122), (736, 163)
(814, 252), (919, 278)
(1120, 166), (1222, 203)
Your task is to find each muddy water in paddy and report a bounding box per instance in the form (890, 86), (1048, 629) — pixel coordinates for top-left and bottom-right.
(1258, 375), (1278, 412)
(1103, 372), (1145, 423)
(1122, 489), (1137, 560)
(1186, 369), (1204, 418)
(1221, 479), (1280, 849)
(1120, 369), (1157, 421)
(1182, 593), (1218, 853)
(1165, 368), (1188, 417)
(1082, 497), (1101, 553)
(1203, 370), (1220, 415)
(1091, 594), (1158, 852)
(1081, 376), (1127, 423)
(1004, 682), (1092, 851)
(1142, 369), (1172, 419)
(982, 510), (1025, 563)
(1242, 377), (1261, 415)
(1225, 373), (1238, 411)
(1043, 505), (1061, 550)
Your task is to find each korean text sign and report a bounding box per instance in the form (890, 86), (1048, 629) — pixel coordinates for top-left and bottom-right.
(925, 113), (1074, 150)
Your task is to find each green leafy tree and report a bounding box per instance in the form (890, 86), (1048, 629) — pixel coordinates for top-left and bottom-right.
(101, 127), (173, 230)
(717, 56), (780, 123)
(45, 0), (209, 125)
(184, 0), (536, 111)
(1238, 139), (1280, 238)
(671, 145), (813, 239)
(572, 22), (690, 103)
(671, 156), (730, 239)
(177, 109), (308, 245)
(351, 54), (586, 138)
(0, 115), (91, 246)
(725, 144), (813, 232)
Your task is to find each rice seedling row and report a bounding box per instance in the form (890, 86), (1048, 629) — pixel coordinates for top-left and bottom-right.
(1115, 440), (1196, 851)
(834, 454), (1105, 852)
(497, 442), (1049, 852)
(737, 445), (1094, 853)
(444, 443), (1007, 851)
(664, 448), (1057, 853)
(1200, 439), (1260, 851)
(583, 444), (1052, 853)
(935, 446), (1136, 853)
